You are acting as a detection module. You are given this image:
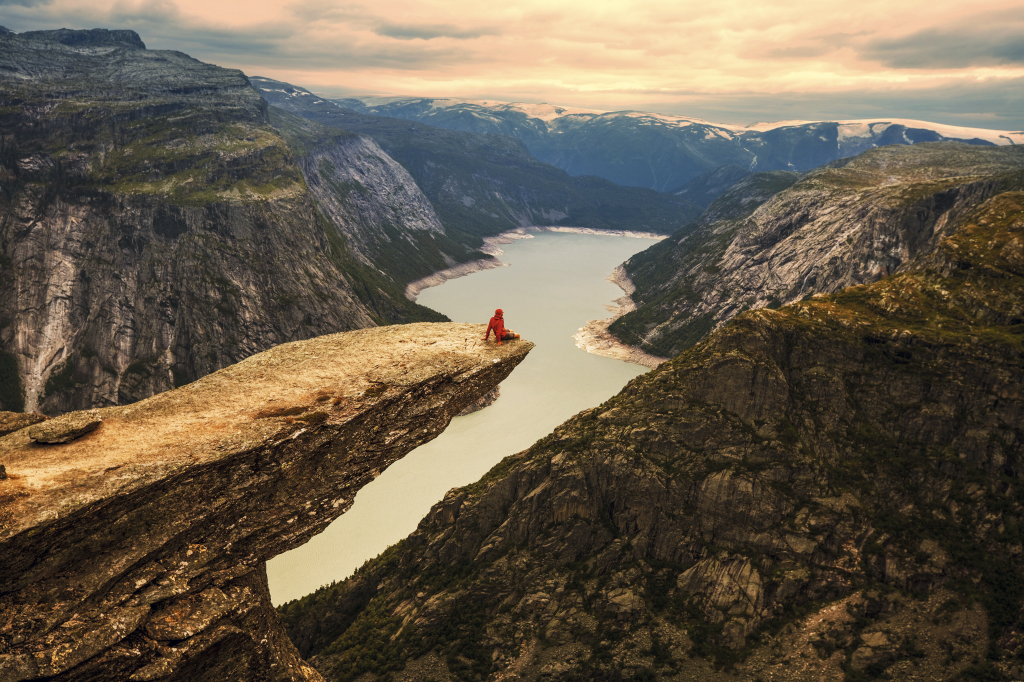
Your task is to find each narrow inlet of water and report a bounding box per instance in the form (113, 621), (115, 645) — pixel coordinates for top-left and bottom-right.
(268, 231), (657, 604)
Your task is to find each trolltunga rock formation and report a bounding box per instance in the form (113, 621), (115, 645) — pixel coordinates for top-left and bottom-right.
(0, 323), (532, 681)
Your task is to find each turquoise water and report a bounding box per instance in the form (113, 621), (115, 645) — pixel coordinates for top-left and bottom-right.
(267, 232), (656, 604)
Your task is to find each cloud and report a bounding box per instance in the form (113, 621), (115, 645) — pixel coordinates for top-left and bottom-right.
(2, 0), (1022, 130)
(372, 21), (497, 40)
(0, 0), (51, 7)
(863, 29), (1024, 68)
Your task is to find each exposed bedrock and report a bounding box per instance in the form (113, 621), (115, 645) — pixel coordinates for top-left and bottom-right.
(0, 323), (533, 681)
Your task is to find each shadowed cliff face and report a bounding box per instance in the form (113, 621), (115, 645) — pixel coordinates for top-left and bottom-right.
(277, 192), (1024, 680)
(612, 143), (1024, 358)
(0, 323), (533, 681)
(269, 107), (490, 288)
(0, 29), (446, 416)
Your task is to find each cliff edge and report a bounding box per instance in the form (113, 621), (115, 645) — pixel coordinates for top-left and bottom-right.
(0, 323), (533, 681)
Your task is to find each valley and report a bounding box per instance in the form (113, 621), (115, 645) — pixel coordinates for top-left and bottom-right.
(267, 231), (658, 605)
(1, 23), (1023, 682)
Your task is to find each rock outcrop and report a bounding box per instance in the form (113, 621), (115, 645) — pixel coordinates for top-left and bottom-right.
(612, 143), (1024, 357)
(0, 29), (444, 416)
(276, 189), (1024, 680)
(0, 323), (533, 681)
(269, 108), (490, 287)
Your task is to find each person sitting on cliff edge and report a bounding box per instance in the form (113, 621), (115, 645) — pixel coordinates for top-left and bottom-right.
(483, 308), (520, 346)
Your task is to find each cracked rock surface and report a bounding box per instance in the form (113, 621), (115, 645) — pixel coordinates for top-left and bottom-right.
(0, 322), (533, 681)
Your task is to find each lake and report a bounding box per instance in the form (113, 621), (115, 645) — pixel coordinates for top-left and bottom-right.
(267, 231), (658, 604)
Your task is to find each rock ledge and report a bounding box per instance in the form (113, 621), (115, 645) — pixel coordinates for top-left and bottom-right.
(0, 323), (532, 682)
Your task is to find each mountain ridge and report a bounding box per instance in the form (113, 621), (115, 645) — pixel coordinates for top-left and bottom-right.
(611, 143), (1024, 358)
(252, 77), (703, 243)
(334, 95), (1024, 192)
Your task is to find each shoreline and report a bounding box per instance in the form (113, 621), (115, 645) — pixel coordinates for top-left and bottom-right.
(404, 226), (667, 301)
(404, 258), (508, 302)
(572, 265), (668, 369)
(405, 226), (668, 369)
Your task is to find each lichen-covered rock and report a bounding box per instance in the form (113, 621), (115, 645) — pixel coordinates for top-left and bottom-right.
(0, 323), (532, 682)
(0, 412), (46, 438)
(26, 410), (101, 443)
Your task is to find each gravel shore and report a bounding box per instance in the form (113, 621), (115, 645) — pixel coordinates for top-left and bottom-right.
(572, 265), (667, 369)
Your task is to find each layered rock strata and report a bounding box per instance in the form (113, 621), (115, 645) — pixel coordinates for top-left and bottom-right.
(278, 192), (1024, 680)
(0, 323), (533, 681)
(612, 143), (1024, 357)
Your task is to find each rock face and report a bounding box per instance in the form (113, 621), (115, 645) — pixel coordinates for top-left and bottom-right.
(0, 412), (46, 438)
(612, 143), (1024, 357)
(669, 164), (753, 209)
(0, 29), (447, 415)
(0, 323), (533, 681)
(456, 386), (500, 416)
(276, 190), (1024, 680)
(26, 410), (101, 443)
(270, 108), (489, 286)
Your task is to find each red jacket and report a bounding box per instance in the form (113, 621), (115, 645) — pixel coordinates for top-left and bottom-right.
(485, 309), (505, 340)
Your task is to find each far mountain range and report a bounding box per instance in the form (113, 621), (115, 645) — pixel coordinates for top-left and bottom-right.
(263, 83), (1024, 192)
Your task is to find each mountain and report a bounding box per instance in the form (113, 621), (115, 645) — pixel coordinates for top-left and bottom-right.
(268, 108), (490, 288)
(610, 143), (1024, 358)
(668, 164), (753, 209)
(253, 78), (702, 245)
(337, 96), (1024, 192)
(0, 29), (442, 415)
(276, 149), (1024, 682)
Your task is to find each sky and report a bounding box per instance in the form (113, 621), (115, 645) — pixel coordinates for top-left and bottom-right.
(3, 0), (1023, 129)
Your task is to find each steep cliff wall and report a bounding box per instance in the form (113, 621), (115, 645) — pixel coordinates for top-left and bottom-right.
(0, 29), (444, 416)
(277, 191), (1024, 680)
(612, 143), (1024, 358)
(0, 323), (533, 681)
(271, 108), (491, 287)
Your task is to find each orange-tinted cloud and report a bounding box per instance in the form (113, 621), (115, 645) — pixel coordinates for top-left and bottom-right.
(2, 0), (1022, 128)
